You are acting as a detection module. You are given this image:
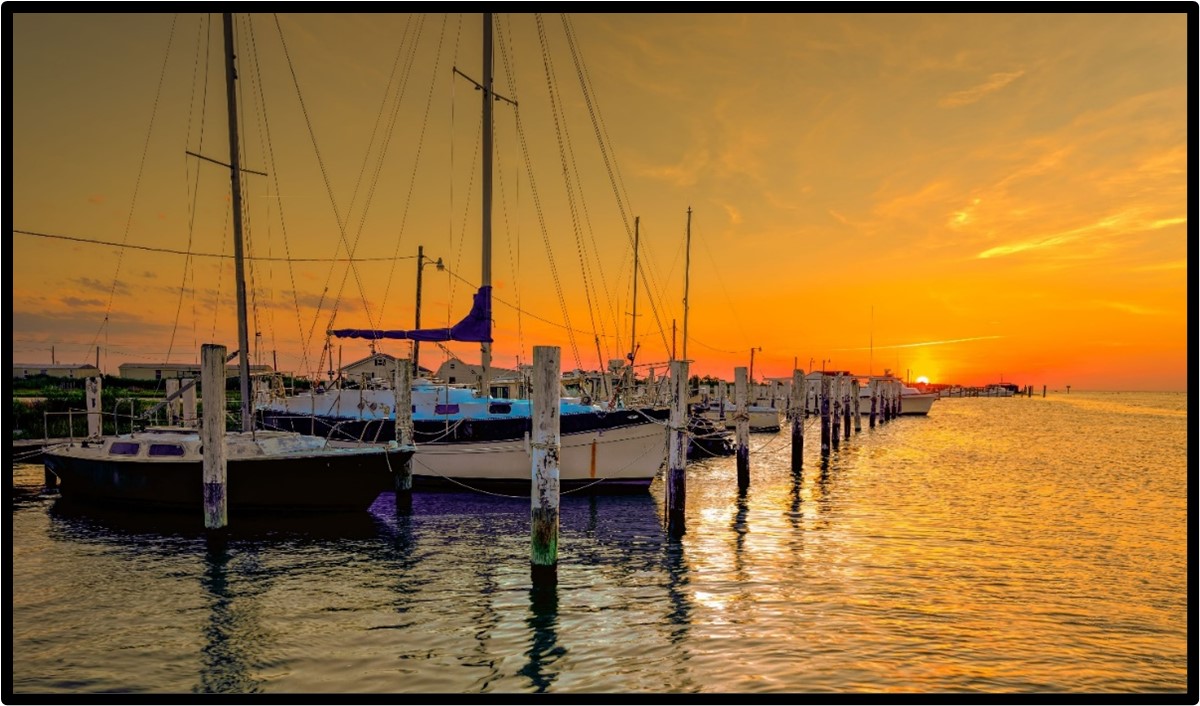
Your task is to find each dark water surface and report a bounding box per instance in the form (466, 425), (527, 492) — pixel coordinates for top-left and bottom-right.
(9, 392), (1189, 695)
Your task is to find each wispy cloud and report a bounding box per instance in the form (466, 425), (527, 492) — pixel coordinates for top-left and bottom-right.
(833, 335), (1004, 351)
(978, 235), (1073, 259)
(1133, 259), (1186, 272)
(939, 70), (1026, 108)
(72, 276), (129, 295)
(1097, 301), (1168, 316)
(60, 296), (105, 308)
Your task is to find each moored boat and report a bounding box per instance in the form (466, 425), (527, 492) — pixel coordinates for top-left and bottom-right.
(43, 428), (408, 512)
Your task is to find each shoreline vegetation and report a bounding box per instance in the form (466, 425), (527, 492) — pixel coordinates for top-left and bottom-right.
(9, 374), (311, 440)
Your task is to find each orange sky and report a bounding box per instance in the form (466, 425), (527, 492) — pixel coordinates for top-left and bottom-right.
(10, 12), (1190, 391)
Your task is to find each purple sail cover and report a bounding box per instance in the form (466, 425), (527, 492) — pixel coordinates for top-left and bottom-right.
(330, 286), (492, 342)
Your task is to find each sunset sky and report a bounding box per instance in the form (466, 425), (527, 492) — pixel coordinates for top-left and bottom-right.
(11, 12), (1190, 391)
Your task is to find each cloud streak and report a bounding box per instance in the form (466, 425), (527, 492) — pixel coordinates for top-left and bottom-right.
(939, 70), (1026, 108)
(833, 335), (1004, 352)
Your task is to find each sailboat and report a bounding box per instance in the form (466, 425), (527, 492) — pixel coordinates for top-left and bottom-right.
(258, 14), (668, 493)
(42, 13), (415, 513)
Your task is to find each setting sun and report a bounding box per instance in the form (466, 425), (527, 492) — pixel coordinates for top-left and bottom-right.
(916, 376), (930, 385)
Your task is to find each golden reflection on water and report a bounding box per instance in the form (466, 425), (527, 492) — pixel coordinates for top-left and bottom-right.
(9, 392), (1189, 694)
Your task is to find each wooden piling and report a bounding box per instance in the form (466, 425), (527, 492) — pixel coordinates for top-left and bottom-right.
(842, 376), (851, 441)
(869, 379), (877, 428)
(735, 366), (750, 489)
(666, 360), (689, 538)
(820, 375), (831, 458)
(201, 344), (228, 531)
(531, 345), (561, 585)
(718, 380), (727, 421)
(852, 378), (861, 432)
(165, 379), (180, 425)
(831, 374), (841, 451)
(1043, 385), (1047, 398)
(86, 376), (102, 439)
(790, 369), (804, 472)
(183, 378), (198, 427)
(393, 360), (414, 515)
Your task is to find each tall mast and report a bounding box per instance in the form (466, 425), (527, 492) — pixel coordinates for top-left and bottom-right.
(224, 12), (252, 432)
(414, 244), (425, 376)
(682, 206), (692, 364)
(625, 216), (640, 406)
(480, 12), (494, 396)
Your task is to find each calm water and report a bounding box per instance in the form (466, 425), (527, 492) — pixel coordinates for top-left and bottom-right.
(9, 392), (1190, 695)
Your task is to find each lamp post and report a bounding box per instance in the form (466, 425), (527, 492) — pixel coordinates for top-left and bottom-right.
(413, 244), (444, 378)
(749, 347), (763, 384)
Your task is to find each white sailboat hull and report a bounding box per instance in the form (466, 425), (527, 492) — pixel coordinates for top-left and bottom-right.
(412, 420), (667, 491)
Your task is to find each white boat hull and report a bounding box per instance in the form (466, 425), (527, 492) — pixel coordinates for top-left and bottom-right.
(857, 391), (937, 416)
(412, 420), (667, 491)
(702, 408), (781, 432)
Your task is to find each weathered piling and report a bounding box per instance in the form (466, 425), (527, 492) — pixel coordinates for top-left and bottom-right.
(201, 344), (228, 531)
(393, 360), (414, 515)
(531, 345), (561, 585)
(869, 379), (878, 428)
(718, 380), (727, 421)
(666, 359), (689, 538)
(894, 381), (902, 417)
(852, 378), (861, 432)
(86, 377), (102, 439)
(183, 379), (198, 426)
(820, 375), (831, 458)
(1043, 385), (1047, 398)
(790, 369), (805, 472)
(735, 366), (750, 489)
(831, 374), (841, 451)
(165, 379), (180, 425)
(842, 376), (852, 441)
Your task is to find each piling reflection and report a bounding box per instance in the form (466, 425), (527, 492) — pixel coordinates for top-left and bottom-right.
(730, 488), (750, 581)
(520, 583), (563, 693)
(195, 535), (265, 694)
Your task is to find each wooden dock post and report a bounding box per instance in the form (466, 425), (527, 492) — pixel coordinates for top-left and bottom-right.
(86, 376), (102, 439)
(842, 375), (852, 441)
(666, 359), (689, 538)
(734, 366), (750, 489)
(393, 360), (414, 515)
(790, 369), (804, 472)
(831, 373), (841, 451)
(718, 380), (727, 421)
(820, 375), (831, 459)
(1043, 385), (1047, 398)
(852, 378), (861, 432)
(183, 378), (198, 427)
(201, 344), (228, 531)
(868, 379), (877, 428)
(531, 346), (561, 585)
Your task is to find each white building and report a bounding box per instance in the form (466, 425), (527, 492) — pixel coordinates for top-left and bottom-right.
(117, 362), (274, 381)
(12, 363), (102, 379)
(340, 353), (433, 386)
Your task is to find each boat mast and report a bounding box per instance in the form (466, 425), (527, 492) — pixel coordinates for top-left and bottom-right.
(682, 206), (692, 364)
(223, 12), (253, 432)
(480, 12), (494, 397)
(625, 216), (640, 406)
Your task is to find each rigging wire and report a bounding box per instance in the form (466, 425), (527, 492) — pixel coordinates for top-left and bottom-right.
(88, 14), (180, 362)
(12, 230), (431, 263)
(560, 13), (673, 362)
(507, 23), (581, 368)
(535, 13), (607, 371)
(494, 15), (526, 369)
(272, 15), (378, 364)
(167, 13), (212, 370)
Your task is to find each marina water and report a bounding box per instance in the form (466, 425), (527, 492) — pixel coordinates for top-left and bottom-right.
(9, 391), (1188, 694)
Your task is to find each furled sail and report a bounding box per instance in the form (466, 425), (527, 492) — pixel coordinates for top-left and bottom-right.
(329, 286), (492, 342)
